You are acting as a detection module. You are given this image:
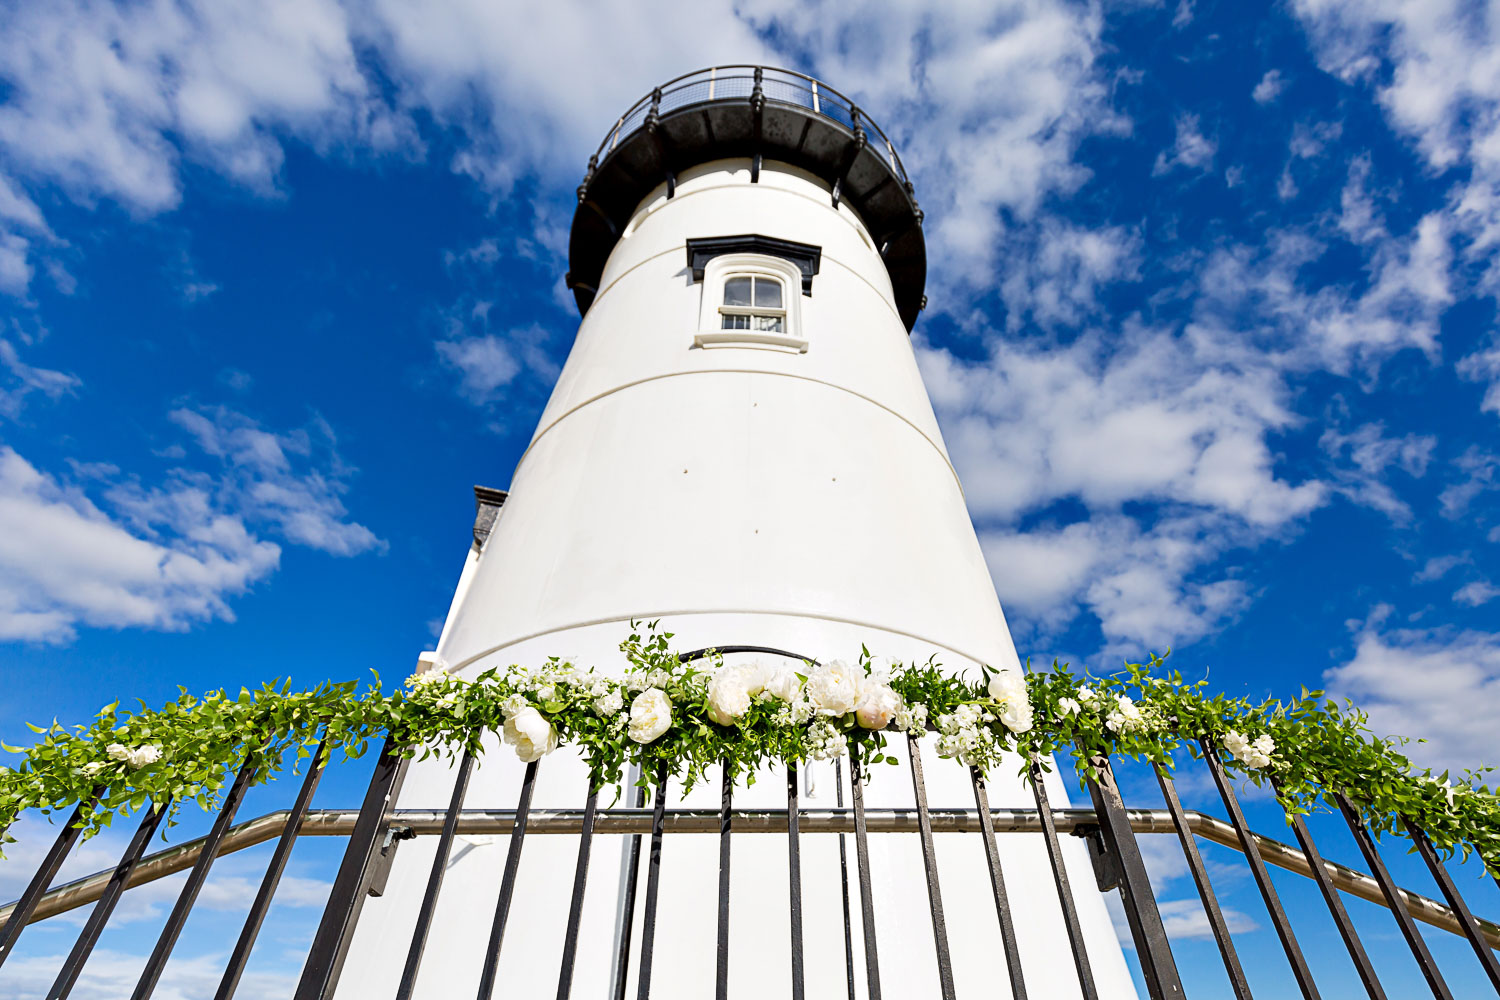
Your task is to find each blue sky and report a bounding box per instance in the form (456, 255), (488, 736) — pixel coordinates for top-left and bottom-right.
(3, 0), (1500, 997)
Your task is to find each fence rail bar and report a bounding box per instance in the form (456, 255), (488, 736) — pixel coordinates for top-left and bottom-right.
(1404, 818), (1500, 991)
(132, 758), (258, 1000)
(8, 807), (1497, 950)
(216, 739), (328, 1000)
(476, 758), (539, 1000)
(0, 792), (98, 969)
(848, 755), (882, 1000)
(1202, 738), (1321, 1000)
(293, 740), (409, 1000)
(1154, 765), (1252, 1000)
(1084, 757), (1184, 1000)
(1277, 788), (1386, 1000)
(1031, 763), (1098, 1000)
(396, 750), (474, 1000)
(1336, 794), (1455, 1000)
(49, 799), (169, 1000)
(970, 768), (1028, 1000)
(907, 738), (957, 1000)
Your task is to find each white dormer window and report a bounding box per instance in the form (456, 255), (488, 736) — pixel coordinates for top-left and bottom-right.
(720, 275), (785, 332)
(694, 253), (807, 353)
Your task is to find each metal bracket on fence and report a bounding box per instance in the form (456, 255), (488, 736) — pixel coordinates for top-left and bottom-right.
(1073, 823), (1123, 894)
(367, 825), (416, 898)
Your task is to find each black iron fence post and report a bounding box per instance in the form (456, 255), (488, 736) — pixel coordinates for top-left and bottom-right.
(131, 755), (260, 1000)
(1335, 794), (1454, 1000)
(1154, 764), (1252, 999)
(970, 767), (1028, 1000)
(216, 737), (329, 1000)
(1402, 818), (1500, 991)
(293, 738), (409, 1000)
(0, 791), (100, 970)
(906, 737), (957, 1000)
(395, 749), (475, 1000)
(1273, 780), (1386, 1000)
(48, 799), (170, 1000)
(1200, 737), (1321, 1000)
(1029, 760), (1099, 1000)
(1082, 754), (1184, 1000)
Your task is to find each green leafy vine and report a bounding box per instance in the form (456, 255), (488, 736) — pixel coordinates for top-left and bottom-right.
(2, 623), (1495, 876)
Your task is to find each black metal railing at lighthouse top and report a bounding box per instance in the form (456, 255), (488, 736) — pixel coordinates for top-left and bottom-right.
(567, 66), (930, 331)
(2, 644), (1499, 1000)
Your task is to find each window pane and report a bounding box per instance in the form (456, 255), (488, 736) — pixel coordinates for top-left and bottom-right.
(753, 314), (784, 332)
(722, 313), (750, 330)
(753, 278), (783, 308)
(724, 277), (752, 307)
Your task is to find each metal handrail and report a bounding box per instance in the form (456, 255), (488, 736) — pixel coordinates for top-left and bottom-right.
(589, 65), (911, 187)
(5, 804), (1496, 949)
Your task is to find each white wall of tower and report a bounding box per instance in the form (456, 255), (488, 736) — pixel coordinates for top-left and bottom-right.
(332, 158), (1137, 1000)
(438, 159), (1021, 677)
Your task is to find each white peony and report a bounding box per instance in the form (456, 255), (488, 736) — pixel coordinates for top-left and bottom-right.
(107, 743), (162, 769)
(1000, 698), (1034, 734)
(855, 682), (901, 730)
(1222, 730), (1274, 769)
(763, 666), (804, 703)
(986, 668), (1027, 705)
(502, 707), (558, 763)
(629, 688), (673, 744)
(806, 660), (861, 716)
(707, 665), (757, 725)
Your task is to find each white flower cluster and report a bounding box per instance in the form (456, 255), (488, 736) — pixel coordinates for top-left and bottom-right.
(934, 704), (1001, 767)
(105, 743), (162, 769)
(806, 718), (849, 760)
(1105, 696), (1143, 734)
(893, 700), (928, 736)
(985, 669), (1034, 734)
(1222, 730), (1275, 770)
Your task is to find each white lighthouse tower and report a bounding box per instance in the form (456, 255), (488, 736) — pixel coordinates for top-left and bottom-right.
(333, 67), (1136, 999)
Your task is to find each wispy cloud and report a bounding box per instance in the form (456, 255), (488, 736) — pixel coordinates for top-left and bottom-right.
(0, 405), (378, 642)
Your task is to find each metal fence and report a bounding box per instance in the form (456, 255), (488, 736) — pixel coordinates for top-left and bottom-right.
(591, 66), (912, 192)
(2, 645), (1498, 999)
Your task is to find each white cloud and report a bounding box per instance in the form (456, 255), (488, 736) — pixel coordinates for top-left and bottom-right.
(162, 406), (382, 557)
(0, 338), (80, 418)
(1438, 447), (1498, 518)
(1415, 553), (1468, 582)
(0, 405), (379, 642)
(1338, 156), (1387, 244)
(1454, 580), (1500, 606)
(1253, 69), (1287, 105)
(1152, 114), (1217, 176)
(1319, 421), (1436, 522)
(436, 333), (520, 405)
(997, 220), (1141, 332)
(1325, 623), (1500, 772)
(2, 948), (297, 1000)
(0, 446), (280, 642)
(920, 318), (1326, 650)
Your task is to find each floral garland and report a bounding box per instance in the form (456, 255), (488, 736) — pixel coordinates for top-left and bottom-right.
(2, 623), (1496, 876)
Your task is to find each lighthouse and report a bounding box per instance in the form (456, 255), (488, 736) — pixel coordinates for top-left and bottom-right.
(333, 67), (1136, 998)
